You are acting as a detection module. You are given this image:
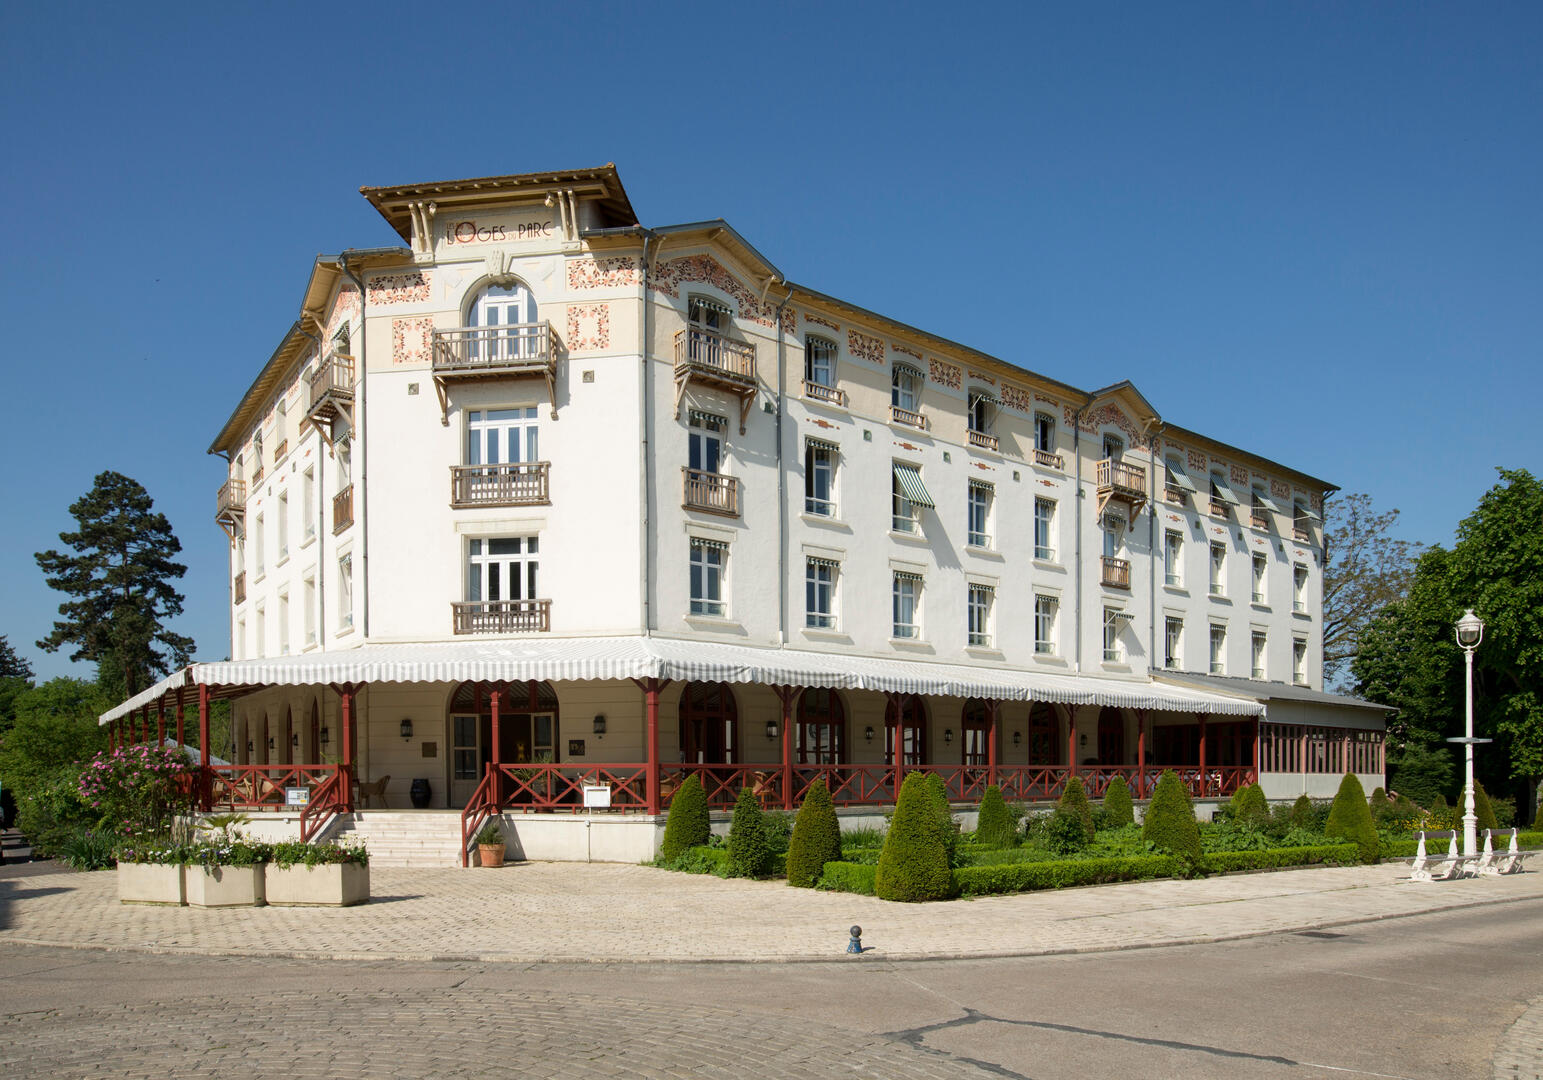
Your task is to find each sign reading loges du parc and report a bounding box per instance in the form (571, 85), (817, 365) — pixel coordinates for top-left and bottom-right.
(438, 208), (558, 250)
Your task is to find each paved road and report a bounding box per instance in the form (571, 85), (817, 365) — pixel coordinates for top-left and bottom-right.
(3, 901), (1540, 1079)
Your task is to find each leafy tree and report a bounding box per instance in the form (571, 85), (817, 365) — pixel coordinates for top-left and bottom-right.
(1325, 773), (1379, 863)
(0, 678), (110, 851)
(1322, 493), (1423, 688)
(875, 772), (956, 902)
(785, 779), (842, 887)
(974, 784), (1018, 848)
(659, 774), (709, 863)
(726, 787), (771, 878)
(1141, 770), (1200, 861)
(35, 471), (194, 700)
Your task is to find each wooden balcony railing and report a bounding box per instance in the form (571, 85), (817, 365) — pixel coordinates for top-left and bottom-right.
(673, 329), (756, 385)
(233, 571), (246, 605)
(803, 379), (846, 406)
(453, 599), (552, 634)
(1165, 486), (1187, 504)
(216, 478), (246, 518)
(332, 484), (354, 534)
(1211, 499), (1231, 519)
(968, 429), (999, 452)
(432, 323), (553, 375)
(451, 462), (550, 508)
(1034, 447), (1063, 470)
(1101, 555), (1131, 589)
(890, 404), (928, 430)
(1294, 525), (1310, 542)
(307, 354), (355, 413)
(683, 468), (739, 516)
(1096, 458), (1146, 497)
(274, 438), (288, 463)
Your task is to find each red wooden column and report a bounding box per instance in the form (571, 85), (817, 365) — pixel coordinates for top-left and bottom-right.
(1136, 708), (1147, 799)
(107, 720), (116, 753)
(1196, 711), (1208, 795)
(986, 699), (999, 789)
(489, 683), (504, 812)
(198, 683), (212, 811)
(175, 686), (185, 748)
(633, 677), (671, 816)
(156, 699), (166, 747)
(889, 693), (905, 793)
(1066, 707), (1077, 780)
(331, 682), (362, 812)
(136, 705), (145, 744)
(1253, 718), (1262, 784)
(774, 685), (796, 811)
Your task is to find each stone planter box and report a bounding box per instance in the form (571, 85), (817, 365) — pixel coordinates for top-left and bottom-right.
(117, 862), (186, 905)
(186, 864), (266, 908)
(265, 862), (370, 907)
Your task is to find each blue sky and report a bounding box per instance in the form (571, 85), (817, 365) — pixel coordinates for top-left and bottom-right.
(2, 2), (1538, 683)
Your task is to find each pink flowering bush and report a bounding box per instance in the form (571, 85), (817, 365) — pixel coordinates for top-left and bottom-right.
(77, 743), (196, 842)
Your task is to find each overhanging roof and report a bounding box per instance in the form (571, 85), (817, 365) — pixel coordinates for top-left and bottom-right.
(101, 637), (1266, 725)
(1153, 671), (1391, 714)
(361, 164), (638, 242)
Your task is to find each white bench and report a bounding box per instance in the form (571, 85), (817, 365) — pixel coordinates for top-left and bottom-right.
(1409, 830), (1480, 882)
(1477, 828), (1534, 876)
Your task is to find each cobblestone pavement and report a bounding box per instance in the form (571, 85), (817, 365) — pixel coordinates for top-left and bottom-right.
(0, 860), (1539, 963)
(1495, 995), (1543, 1080)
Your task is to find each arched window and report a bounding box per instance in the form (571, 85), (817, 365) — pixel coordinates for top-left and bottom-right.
(466, 280), (539, 362)
(446, 681), (561, 764)
(1028, 703), (1059, 765)
(797, 688), (845, 765)
(1097, 707), (1125, 765)
(884, 694), (928, 766)
(961, 699), (991, 766)
(679, 682), (738, 764)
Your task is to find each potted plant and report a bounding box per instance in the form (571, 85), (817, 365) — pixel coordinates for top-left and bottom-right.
(115, 839), (195, 905)
(186, 814), (270, 907)
(265, 839), (371, 906)
(475, 819), (506, 867)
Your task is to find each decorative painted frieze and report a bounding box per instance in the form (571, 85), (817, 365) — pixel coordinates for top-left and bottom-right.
(1000, 383), (1033, 413)
(1271, 479), (1291, 499)
(648, 253), (793, 332)
(967, 370), (997, 386)
(803, 312), (840, 332)
(366, 271), (432, 305)
(391, 317), (434, 365)
(928, 357), (962, 389)
(1187, 449), (1207, 472)
(847, 330), (884, 365)
(326, 285), (360, 339)
(1066, 403), (1149, 449)
(892, 343), (922, 361)
(567, 256), (640, 290)
(1230, 464), (1250, 486)
(566, 304), (611, 352)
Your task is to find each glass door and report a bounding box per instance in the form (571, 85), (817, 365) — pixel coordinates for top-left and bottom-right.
(449, 713), (484, 807)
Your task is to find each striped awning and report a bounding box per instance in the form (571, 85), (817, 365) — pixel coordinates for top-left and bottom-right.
(689, 297), (733, 317)
(100, 636), (1267, 724)
(1210, 473), (1241, 505)
(1164, 456), (1198, 492)
(892, 462), (935, 509)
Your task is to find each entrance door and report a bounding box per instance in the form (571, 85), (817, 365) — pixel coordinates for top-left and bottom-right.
(450, 713), (484, 806)
(1098, 707), (1126, 765)
(680, 683), (737, 764)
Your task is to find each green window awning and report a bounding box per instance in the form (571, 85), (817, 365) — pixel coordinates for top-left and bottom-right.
(892, 462), (935, 509)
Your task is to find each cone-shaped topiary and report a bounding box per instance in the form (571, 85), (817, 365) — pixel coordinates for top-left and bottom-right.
(726, 787), (771, 878)
(974, 785), (1017, 848)
(1474, 781), (1499, 832)
(659, 773), (709, 863)
(1230, 782), (1270, 829)
(1291, 793), (1314, 827)
(924, 772), (961, 867)
(875, 772), (957, 902)
(1369, 786), (1389, 818)
(1101, 775), (1135, 827)
(1325, 772), (1379, 864)
(785, 778), (842, 887)
(1057, 776), (1096, 843)
(1141, 770), (1201, 861)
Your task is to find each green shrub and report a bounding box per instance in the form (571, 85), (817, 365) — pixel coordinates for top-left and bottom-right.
(1200, 819), (1270, 853)
(1101, 776), (1135, 827)
(875, 772), (957, 902)
(1057, 776), (1095, 842)
(77, 743), (196, 843)
(840, 824), (886, 849)
(923, 772), (962, 868)
(1368, 786), (1389, 818)
(954, 855), (1182, 897)
(1325, 773), (1379, 864)
(58, 827), (116, 871)
(816, 861), (877, 895)
(1046, 809), (1092, 854)
(1472, 781), (1499, 832)
(659, 773), (710, 863)
(1142, 770), (1201, 861)
(786, 779), (843, 887)
(1380, 794), (1422, 831)
(1199, 844), (1359, 873)
(14, 765), (95, 857)
(668, 844), (729, 875)
(974, 785), (1018, 849)
(1229, 783), (1270, 829)
(1290, 793), (1314, 828)
(269, 839), (369, 868)
(1492, 796), (1517, 829)
(726, 788), (772, 878)
(762, 810), (795, 855)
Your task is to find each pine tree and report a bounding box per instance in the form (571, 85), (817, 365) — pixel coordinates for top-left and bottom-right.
(0, 636), (34, 682)
(35, 472), (193, 699)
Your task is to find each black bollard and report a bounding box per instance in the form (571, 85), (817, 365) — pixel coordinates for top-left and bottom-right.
(847, 925), (863, 954)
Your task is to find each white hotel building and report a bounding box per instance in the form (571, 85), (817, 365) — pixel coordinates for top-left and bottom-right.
(103, 165), (1386, 862)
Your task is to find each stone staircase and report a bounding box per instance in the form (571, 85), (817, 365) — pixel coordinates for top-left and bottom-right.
(330, 811), (466, 867)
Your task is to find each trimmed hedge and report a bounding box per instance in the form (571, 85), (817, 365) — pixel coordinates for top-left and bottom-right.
(1199, 844), (1359, 873)
(1143, 770), (1201, 861)
(1102, 776), (1135, 827)
(954, 855), (1183, 897)
(816, 861), (877, 895)
(974, 785), (1018, 848)
(659, 774), (709, 862)
(726, 787), (772, 878)
(1473, 781), (1499, 832)
(665, 845), (788, 878)
(1381, 831), (1543, 859)
(1326, 772), (1379, 864)
(786, 778), (843, 888)
(875, 772), (957, 901)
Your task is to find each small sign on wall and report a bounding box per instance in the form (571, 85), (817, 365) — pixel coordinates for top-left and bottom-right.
(421, 741), (437, 758)
(284, 787), (310, 808)
(568, 739), (585, 757)
(582, 784), (611, 808)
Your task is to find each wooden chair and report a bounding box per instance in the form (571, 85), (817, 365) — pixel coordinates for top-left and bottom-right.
(355, 775), (390, 809)
(750, 770), (778, 805)
(659, 771), (684, 802)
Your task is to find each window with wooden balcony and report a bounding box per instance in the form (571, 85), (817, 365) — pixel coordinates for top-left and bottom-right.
(684, 411), (737, 516)
(967, 390), (998, 452)
(1033, 412), (1062, 469)
(332, 485), (354, 534)
(1095, 457), (1147, 516)
(457, 536), (547, 634)
(674, 297), (756, 433)
(454, 407), (549, 507)
(1250, 487), (1270, 530)
(1101, 513), (1129, 588)
(891, 364), (926, 429)
(1209, 472), (1239, 519)
(233, 571), (246, 605)
(1165, 454), (1196, 503)
(431, 281), (556, 424)
(1293, 500), (1315, 541)
(803, 337), (845, 406)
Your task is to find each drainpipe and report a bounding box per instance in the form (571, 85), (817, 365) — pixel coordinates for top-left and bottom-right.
(1072, 403), (1086, 673)
(296, 321), (327, 651)
(772, 283), (790, 647)
(1148, 421), (1165, 669)
(338, 252), (370, 638)
(214, 448), (233, 658)
(639, 230), (663, 635)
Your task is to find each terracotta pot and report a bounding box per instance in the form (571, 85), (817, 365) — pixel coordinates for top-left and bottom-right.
(478, 843), (506, 868)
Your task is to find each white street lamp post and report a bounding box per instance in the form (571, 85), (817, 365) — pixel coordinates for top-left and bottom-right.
(1451, 609), (1487, 858)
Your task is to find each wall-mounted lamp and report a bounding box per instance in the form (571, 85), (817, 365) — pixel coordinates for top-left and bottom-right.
(320, 727), (330, 748)
(1012, 731), (1022, 748)
(400, 717), (414, 742)
(864, 725), (875, 743)
(943, 728), (953, 745)
(267, 736), (275, 751)
(1079, 732), (1088, 748)
(593, 714), (607, 737)
(246, 740), (254, 754)
(765, 721), (778, 741)
(292, 733), (300, 749)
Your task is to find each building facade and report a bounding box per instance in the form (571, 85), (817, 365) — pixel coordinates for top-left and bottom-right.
(106, 165), (1386, 858)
